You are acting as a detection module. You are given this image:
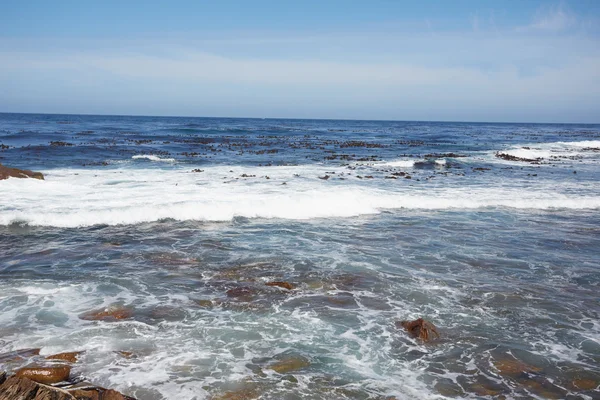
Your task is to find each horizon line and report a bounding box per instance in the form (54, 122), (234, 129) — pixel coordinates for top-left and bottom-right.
(0, 111), (598, 126)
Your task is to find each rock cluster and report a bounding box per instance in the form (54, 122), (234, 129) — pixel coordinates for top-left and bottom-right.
(0, 349), (135, 400)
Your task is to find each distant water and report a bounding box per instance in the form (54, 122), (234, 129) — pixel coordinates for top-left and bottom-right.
(0, 113), (599, 399)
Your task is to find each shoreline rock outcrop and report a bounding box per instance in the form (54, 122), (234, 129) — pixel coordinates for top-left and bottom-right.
(0, 163), (44, 180)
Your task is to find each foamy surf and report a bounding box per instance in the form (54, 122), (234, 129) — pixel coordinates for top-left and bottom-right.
(1, 165), (599, 227)
(132, 155), (176, 162)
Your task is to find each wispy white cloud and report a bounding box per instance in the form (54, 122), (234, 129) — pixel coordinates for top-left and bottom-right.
(521, 3), (577, 32)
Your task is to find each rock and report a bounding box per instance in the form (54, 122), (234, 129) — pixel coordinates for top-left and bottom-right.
(15, 365), (71, 385)
(493, 357), (541, 377)
(318, 175), (330, 180)
(68, 387), (135, 400)
(79, 305), (133, 321)
(265, 281), (294, 290)
(115, 351), (136, 359)
(397, 318), (440, 342)
(46, 352), (82, 363)
(0, 371), (5, 385)
(572, 378), (598, 390)
(226, 287), (255, 301)
(0, 348), (41, 363)
(68, 388), (101, 400)
(0, 164), (44, 180)
(495, 152), (541, 163)
(194, 299), (214, 308)
(0, 375), (75, 399)
(211, 384), (261, 400)
(268, 356), (310, 374)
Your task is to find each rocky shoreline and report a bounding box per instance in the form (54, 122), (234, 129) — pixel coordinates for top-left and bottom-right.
(0, 349), (135, 399)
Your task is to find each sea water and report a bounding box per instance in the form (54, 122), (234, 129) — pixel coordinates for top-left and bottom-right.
(0, 113), (599, 399)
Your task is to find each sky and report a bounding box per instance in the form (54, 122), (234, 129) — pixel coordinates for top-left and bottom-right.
(1, 0), (599, 123)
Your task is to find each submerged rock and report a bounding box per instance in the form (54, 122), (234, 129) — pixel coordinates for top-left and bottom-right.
(0, 164), (44, 180)
(492, 357), (541, 377)
(265, 281), (294, 290)
(397, 318), (440, 342)
(15, 365), (71, 384)
(79, 305), (133, 321)
(268, 356), (310, 374)
(0, 348), (41, 363)
(46, 351), (82, 363)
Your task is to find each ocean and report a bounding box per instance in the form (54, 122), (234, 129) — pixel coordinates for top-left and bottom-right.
(0, 113), (599, 399)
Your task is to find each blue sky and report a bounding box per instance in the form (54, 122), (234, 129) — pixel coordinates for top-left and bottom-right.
(1, 1), (599, 122)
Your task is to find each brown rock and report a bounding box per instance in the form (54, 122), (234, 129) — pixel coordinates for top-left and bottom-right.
(46, 351), (82, 363)
(573, 378), (598, 390)
(79, 305), (133, 321)
(0, 375), (75, 399)
(493, 358), (541, 377)
(265, 281), (294, 290)
(16, 365), (71, 384)
(226, 287), (255, 301)
(0, 164), (44, 180)
(68, 387), (133, 400)
(397, 318), (440, 342)
(211, 385), (261, 400)
(69, 388), (101, 400)
(268, 356), (310, 374)
(115, 351), (137, 359)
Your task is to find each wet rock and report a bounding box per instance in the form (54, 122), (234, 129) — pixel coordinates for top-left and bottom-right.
(265, 281), (294, 290)
(69, 387), (132, 400)
(495, 152), (542, 163)
(79, 305), (133, 321)
(318, 175), (330, 180)
(493, 357), (541, 377)
(572, 378), (598, 390)
(0, 371), (5, 385)
(211, 384), (262, 400)
(434, 380), (465, 397)
(147, 305), (187, 321)
(0, 375), (74, 399)
(226, 287), (256, 301)
(467, 382), (505, 397)
(397, 318), (440, 342)
(517, 377), (564, 399)
(268, 356), (310, 374)
(115, 351), (136, 359)
(193, 299), (214, 308)
(50, 141), (74, 147)
(15, 365), (71, 384)
(0, 348), (41, 363)
(0, 164), (44, 180)
(46, 352), (82, 363)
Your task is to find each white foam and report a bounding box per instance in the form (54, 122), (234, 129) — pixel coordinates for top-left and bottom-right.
(380, 160), (416, 168)
(494, 140), (600, 163)
(1, 165), (599, 227)
(434, 159), (446, 165)
(132, 155), (176, 162)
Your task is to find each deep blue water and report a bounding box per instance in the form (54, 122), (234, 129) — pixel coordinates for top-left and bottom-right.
(1, 113), (599, 399)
